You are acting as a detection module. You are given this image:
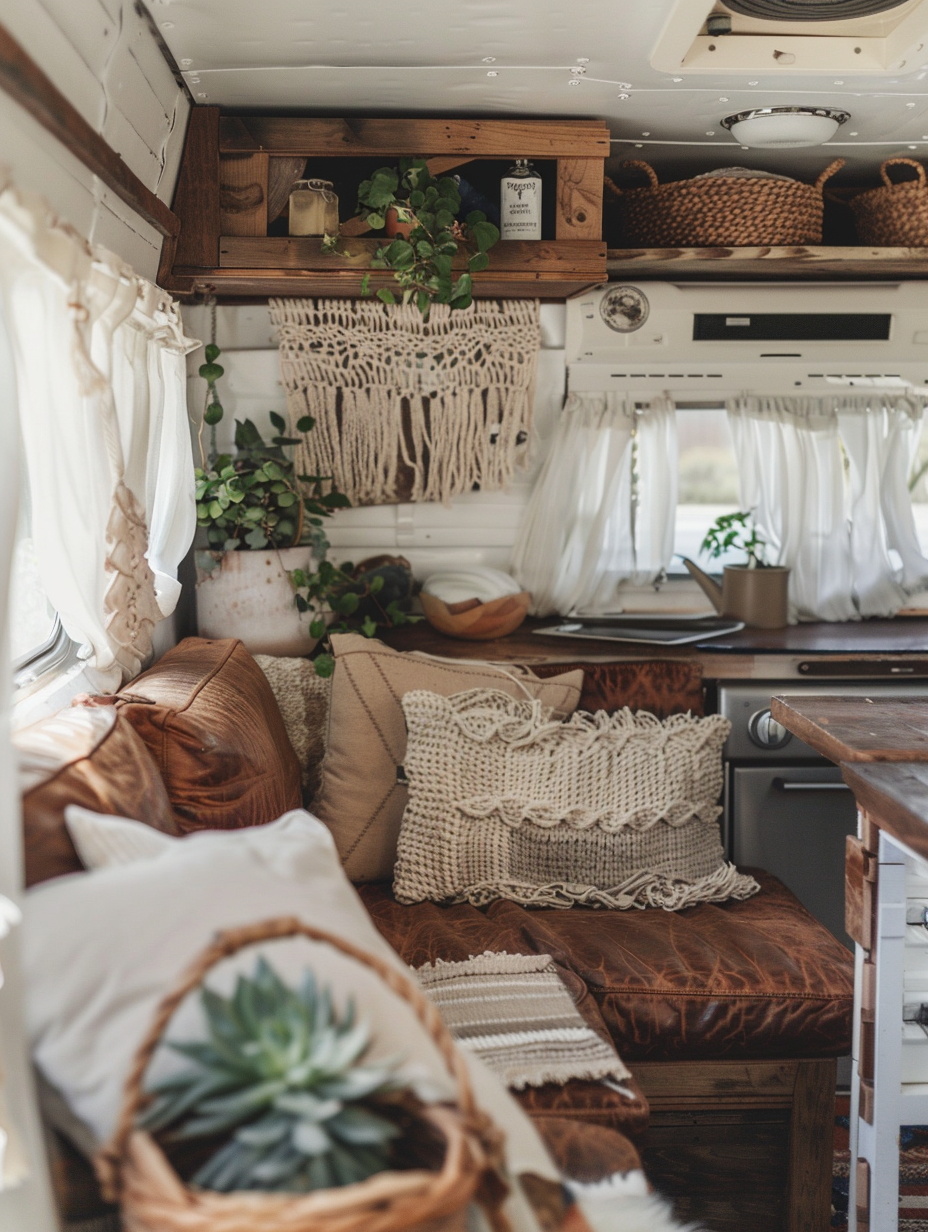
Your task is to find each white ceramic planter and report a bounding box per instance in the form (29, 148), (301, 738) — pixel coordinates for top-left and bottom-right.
(194, 546), (320, 657)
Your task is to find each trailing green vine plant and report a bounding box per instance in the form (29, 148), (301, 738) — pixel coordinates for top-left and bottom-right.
(195, 344), (419, 677)
(355, 160), (499, 318)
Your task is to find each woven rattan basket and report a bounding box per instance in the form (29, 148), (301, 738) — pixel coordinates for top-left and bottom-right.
(95, 917), (509, 1232)
(850, 158), (928, 246)
(608, 158), (844, 247)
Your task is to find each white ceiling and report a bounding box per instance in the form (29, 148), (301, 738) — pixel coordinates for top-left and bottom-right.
(142, 0), (928, 179)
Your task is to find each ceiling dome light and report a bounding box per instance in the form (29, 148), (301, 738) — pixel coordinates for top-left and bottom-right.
(723, 0), (910, 18)
(721, 106), (850, 147)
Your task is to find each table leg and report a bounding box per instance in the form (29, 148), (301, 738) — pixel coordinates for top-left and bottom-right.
(856, 832), (906, 1232)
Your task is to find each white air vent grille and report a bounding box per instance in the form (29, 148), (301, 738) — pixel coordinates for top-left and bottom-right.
(723, 0), (910, 19)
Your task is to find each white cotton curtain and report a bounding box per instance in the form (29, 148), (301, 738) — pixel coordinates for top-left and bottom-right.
(511, 392), (677, 616)
(0, 175), (199, 688)
(728, 394), (928, 621)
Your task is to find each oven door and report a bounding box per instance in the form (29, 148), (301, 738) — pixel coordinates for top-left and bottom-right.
(730, 764), (858, 950)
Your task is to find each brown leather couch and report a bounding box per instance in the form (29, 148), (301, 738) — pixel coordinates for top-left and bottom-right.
(18, 637), (853, 1232)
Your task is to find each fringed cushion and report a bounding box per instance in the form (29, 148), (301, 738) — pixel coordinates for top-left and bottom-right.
(416, 951), (631, 1091)
(394, 689), (759, 911)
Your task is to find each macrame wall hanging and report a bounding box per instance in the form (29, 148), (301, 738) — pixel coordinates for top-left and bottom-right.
(268, 298), (541, 505)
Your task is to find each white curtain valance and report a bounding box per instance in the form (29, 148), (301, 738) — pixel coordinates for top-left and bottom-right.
(0, 174), (200, 688)
(728, 393), (928, 621)
(511, 392), (677, 616)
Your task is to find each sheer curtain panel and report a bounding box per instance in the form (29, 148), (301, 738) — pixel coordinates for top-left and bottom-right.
(511, 392), (677, 616)
(728, 394), (928, 621)
(0, 174), (199, 688)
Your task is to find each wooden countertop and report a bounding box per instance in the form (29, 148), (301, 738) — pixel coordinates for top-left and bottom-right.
(841, 762), (928, 864)
(771, 696), (928, 764)
(380, 616), (928, 681)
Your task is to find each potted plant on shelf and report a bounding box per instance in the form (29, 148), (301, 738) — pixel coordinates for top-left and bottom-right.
(194, 346), (419, 670)
(681, 511), (791, 629)
(355, 159), (500, 318)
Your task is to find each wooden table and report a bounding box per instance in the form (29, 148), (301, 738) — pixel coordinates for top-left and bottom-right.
(770, 695), (928, 764)
(771, 696), (928, 1232)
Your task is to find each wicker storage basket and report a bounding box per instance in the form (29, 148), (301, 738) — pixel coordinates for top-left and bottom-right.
(850, 158), (928, 246)
(95, 917), (508, 1232)
(609, 158), (844, 247)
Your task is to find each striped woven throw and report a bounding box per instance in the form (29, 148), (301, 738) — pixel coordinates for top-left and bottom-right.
(416, 951), (631, 1090)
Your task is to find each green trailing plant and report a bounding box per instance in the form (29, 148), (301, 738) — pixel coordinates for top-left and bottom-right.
(700, 510), (770, 568)
(356, 160), (499, 317)
(195, 415), (350, 553)
(289, 559), (421, 679)
(138, 958), (409, 1194)
(195, 347), (418, 676)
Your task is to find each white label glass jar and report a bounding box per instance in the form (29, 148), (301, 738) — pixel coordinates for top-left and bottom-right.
(500, 159), (542, 241)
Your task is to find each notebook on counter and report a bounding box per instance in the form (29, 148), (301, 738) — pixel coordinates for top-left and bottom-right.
(534, 615), (746, 646)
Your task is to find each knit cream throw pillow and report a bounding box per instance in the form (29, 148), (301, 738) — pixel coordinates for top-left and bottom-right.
(394, 689), (760, 911)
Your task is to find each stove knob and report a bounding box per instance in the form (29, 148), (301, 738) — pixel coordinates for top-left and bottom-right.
(747, 708), (792, 750)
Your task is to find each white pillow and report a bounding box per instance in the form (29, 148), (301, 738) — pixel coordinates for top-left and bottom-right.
(24, 809), (556, 1191)
(65, 805), (174, 867)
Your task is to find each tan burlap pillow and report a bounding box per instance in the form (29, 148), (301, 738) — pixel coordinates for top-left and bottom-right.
(313, 634), (583, 882)
(254, 656), (332, 805)
(394, 689), (760, 911)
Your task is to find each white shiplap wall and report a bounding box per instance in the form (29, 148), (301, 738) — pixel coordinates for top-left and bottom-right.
(181, 302), (568, 578)
(0, 0), (189, 279)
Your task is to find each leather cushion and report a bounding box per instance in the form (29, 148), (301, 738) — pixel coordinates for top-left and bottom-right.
(117, 637), (302, 832)
(532, 659), (704, 719)
(482, 871), (853, 1061)
(532, 1116), (642, 1183)
(358, 883), (649, 1137)
(18, 705), (177, 887)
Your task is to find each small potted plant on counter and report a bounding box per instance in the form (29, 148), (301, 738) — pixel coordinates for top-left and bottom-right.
(681, 511), (791, 629)
(355, 159), (499, 318)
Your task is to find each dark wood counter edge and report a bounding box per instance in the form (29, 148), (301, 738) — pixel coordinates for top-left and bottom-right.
(769, 696), (860, 765)
(841, 762), (928, 864)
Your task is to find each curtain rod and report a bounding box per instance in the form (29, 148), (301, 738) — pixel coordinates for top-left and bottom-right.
(0, 22), (179, 242)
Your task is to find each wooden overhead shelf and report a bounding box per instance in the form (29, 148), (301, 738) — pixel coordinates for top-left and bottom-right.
(606, 245), (928, 280)
(159, 108), (609, 301)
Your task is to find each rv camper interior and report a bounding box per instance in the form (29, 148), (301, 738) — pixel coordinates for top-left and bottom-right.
(12, 3), (928, 1230)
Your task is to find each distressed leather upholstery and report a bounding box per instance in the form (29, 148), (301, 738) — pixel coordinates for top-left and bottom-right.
(494, 874), (852, 1061)
(360, 875), (853, 1063)
(17, 704), (178, 887)
(118, 637), (302, 833)
(534, 1116), (642, 1183)
(359, 883), (650, 1137)
(532, 659), (704, 718)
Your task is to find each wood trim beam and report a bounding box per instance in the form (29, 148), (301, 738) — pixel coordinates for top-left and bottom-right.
(0, 20), (179, 239)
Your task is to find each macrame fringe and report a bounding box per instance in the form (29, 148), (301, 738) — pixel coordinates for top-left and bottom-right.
(269, 298), (541, 505)
(455, 863), (761, 911)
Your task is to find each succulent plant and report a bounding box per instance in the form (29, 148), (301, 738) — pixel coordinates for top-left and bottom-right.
(139, 958), (408, 1193)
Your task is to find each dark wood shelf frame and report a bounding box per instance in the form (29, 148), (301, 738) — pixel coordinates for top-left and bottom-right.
(607, 245), (928, 280)
(160, 108), (610, 300)
(0, 19), (179, 243)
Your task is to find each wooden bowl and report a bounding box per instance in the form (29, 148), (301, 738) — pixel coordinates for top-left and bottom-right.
(419, 590), (532, 640)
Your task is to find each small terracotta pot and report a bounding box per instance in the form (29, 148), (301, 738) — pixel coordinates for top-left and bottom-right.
(385, 206), (416, 239)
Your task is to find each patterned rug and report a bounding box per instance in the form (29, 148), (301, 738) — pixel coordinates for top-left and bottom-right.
(833, 1096), (928, 1229)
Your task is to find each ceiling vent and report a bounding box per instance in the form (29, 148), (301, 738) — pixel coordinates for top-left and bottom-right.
(724, 0), (912, 19)
(651, 0), (928, 73)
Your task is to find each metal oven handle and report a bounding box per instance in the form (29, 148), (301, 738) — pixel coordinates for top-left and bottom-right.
(772, 778), (852, 792)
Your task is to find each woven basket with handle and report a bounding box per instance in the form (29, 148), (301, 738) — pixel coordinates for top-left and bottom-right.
(94, 917), (510, 1232)
(608, 158), (844, 247)
(850, 158), (928, 246)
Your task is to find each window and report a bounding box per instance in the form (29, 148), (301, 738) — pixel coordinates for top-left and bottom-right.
(9, 449), (58, 670)
(910, 430), (928, 559)
(672, 407), (742, 572)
